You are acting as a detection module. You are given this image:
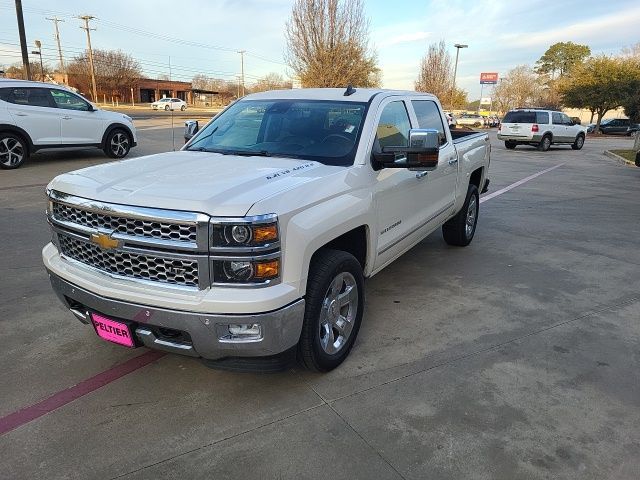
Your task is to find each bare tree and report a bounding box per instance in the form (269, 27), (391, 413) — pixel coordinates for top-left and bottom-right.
(251, 73), (293, 93)
(415, 41), (453, 101)
(492, 65), (544, 113)
(192, 75), (237, 104)
(67, 49), (141, 99)
(285, 0), (380, 88)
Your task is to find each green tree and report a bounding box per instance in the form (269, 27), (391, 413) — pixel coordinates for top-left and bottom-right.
(535, 41), (591, 78)
(285, 0), (380, 87)
(561, 56), (640, 132)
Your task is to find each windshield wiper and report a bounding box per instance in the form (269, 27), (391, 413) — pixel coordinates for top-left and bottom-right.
(224, 150), (271, 157)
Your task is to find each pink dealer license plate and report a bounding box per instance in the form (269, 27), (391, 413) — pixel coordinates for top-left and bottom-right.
(91, 313), (135, 348)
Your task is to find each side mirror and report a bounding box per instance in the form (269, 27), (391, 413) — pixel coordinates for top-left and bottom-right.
(184, 120), (199, 143)
(87, 104), (95, 112)
(373, 129), (440, 170)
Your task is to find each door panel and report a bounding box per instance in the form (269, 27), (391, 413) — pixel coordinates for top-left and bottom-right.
(50, 89), (104, 144)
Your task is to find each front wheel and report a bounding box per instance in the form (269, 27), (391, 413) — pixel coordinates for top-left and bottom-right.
(442, 184), (479, 247)
(571, 134), (585, 150)
(164, 105), (170, 111)
(299, 249), (364, 372)
(0, 133), (29, 169)
(104, 129), (131, 158)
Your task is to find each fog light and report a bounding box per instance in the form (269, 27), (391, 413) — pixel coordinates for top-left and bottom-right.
(228, 323), (261, 336)
(220, 323), (263, 342)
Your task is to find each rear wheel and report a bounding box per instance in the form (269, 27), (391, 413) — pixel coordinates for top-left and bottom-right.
(442, 184), (479, 247)
(180, 105), (186, 111)
(104, 129), (131, 158)
(0, 132), (28, 169)
(505, 141), (517, 149)
(537, 134), (552, 152)
(299, 249), (364, 372)
(571, 134), (585, 150)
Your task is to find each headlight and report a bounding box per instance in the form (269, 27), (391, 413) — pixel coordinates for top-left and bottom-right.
(211, 215), (279, 249)
(213, 258), (280, 284)
(209, 214), (281, 286)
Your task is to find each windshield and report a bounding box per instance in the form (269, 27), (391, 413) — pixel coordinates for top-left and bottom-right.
(186, 99), (368, 166)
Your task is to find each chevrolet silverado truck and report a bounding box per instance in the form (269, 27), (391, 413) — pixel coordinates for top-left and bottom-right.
(43, 88), (490, 372)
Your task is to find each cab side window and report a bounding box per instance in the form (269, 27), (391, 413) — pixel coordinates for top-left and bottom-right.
(376, 101), (411, 149)
(561, 113), (573, 125)
(411, 100), (447, 145)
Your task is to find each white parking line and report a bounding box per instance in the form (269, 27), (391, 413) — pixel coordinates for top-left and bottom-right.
(480, 163), (565, 204)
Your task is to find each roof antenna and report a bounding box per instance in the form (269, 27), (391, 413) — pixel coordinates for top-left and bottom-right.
(344, 84), (356, 96)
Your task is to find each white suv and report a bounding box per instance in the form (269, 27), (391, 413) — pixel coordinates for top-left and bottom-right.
(0, 79), (137, 169)
(497, 109), (587, 151)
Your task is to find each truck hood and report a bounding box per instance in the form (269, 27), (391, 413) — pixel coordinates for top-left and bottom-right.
(47, 151), (338, 216)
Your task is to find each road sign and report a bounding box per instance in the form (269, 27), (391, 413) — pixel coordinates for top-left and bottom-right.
(480, 72), (498, 84)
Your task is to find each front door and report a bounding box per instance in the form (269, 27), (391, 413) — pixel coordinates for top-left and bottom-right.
(49, 89), (104, 144)
(372, 98), (455, 270)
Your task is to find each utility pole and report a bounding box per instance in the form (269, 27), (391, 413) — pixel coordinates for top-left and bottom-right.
(47, 16), (66, 81)
(79, 15), (98, 102)
(237, 50), (246, 96)
(14, 0), (31, 80)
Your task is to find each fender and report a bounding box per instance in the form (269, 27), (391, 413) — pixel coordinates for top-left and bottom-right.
(281, 192), (372, 296)
(101, 123), (136, 148)
(0, 123), (34, 151)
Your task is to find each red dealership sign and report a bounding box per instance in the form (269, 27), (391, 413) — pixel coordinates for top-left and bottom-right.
(480, 72), (499, 84)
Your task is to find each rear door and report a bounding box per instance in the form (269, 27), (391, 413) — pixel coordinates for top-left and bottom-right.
(50, 88), (104, 144)
(551, 112), (567, 141)
(4, 87), (61, 145)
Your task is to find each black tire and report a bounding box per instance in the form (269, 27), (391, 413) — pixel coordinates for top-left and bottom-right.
(180, 105), (186, 111)
(164, 104), (170, 111)
(0, 132), (29, 169)
(103, 129), (131, 158)
(473, 122), (481, 128)
(442, 184), (479, 247)
(537, 134), (552, 152)
(505, 141), (517, 150)
(299, 249), (364, 372)
(571, 134), (585, 150)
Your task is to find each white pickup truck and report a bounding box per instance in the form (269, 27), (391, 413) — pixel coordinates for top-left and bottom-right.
(43, 88), (490, 372)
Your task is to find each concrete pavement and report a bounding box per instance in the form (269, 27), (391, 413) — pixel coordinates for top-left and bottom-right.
(0, 126), (638, 479)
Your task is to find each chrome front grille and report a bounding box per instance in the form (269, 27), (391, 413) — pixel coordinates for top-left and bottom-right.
(52, 202), (197, 243)
(48, 191), (210, 289)
(59, 235), (199, 287)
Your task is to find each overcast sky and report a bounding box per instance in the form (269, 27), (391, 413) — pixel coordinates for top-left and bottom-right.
(1, 0), (638, 99)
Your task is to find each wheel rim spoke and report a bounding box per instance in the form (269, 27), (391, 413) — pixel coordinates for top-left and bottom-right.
(318, 271), (358, 355)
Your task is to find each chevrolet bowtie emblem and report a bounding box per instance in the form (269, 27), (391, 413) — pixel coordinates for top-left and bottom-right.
(90, 232), (120, 250)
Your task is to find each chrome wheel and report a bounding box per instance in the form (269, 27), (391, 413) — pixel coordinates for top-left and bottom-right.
(576, 136), (584, 148)
(110, 132), (129, 157)
(0, 136), (25, 168)
(465, 195), (477, 238)
(318, 272), (358, 355)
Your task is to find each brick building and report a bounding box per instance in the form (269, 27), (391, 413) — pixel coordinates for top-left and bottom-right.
(135, 78), (193, 104)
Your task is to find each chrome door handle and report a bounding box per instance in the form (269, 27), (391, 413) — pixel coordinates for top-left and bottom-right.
(415, 171), (428, 179)
(14, 113), (27, 116)
(448, 158), (458, 165)
(62, 116), (72, 120)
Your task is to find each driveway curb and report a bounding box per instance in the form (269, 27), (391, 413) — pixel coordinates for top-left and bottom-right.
(603, 150), (634, 166)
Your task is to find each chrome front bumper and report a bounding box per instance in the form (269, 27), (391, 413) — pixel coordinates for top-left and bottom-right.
(47, 271), (305, 360)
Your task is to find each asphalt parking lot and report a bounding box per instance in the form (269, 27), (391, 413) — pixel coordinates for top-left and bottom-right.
(1, 122), (639, 479)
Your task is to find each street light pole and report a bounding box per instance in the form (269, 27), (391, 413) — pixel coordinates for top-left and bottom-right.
(452, 43), (468, 108)
(33, 40), (44, 80)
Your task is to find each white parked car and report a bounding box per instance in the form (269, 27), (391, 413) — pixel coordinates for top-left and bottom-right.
(44, 88), (491, 372)
(498, 109), (587, 151)
(456, 113), (484, 127)
(0, 79), (137, 169)
(151, 98), (187, 111)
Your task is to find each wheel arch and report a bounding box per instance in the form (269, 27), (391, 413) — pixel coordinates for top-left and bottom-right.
(0, 124), (33, 152)
(101, 123), (134, 149)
